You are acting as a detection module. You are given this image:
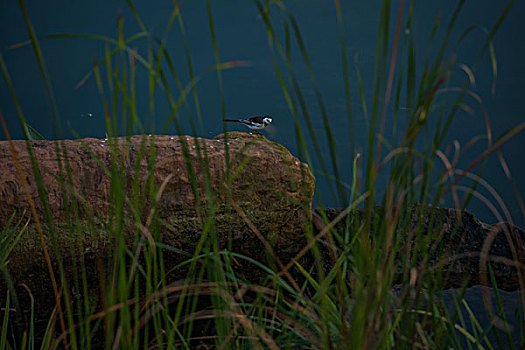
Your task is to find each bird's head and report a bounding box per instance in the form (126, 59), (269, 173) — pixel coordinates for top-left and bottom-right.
(263, 116), (272, 125)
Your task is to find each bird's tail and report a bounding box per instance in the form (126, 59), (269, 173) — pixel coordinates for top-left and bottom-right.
(224, 119), (239, 122)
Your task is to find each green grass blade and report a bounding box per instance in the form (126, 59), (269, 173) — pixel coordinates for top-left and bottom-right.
(0, 290), (9, 350)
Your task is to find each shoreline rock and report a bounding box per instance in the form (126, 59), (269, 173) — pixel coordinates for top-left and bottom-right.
(315, 207), (525, 291)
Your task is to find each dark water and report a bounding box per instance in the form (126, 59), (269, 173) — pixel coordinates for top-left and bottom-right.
(441, 286), (524, 348)
(1, 1), (524, 228)
(1, 1), (524, 345)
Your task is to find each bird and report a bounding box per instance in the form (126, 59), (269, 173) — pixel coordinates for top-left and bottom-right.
(224, 115), (273, 131)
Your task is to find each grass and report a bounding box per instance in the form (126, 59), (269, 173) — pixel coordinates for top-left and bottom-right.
(1, 0), (524, 348)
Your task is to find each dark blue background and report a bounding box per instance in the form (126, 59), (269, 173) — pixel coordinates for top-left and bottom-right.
(1, 0), (523, 228)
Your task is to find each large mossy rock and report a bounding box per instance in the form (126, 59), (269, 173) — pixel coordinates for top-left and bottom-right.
(0, 132), (314, 316)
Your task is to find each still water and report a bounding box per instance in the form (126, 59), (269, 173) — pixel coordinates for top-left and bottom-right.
(441, 286), (523, 348)
(1, 1), (523, 228)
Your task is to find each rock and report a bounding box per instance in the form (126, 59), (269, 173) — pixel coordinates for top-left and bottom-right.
(315, 207), (525, 291)
(0, 132), (314, 317)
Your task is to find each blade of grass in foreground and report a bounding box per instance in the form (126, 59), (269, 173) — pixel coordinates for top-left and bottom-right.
(0, 105), (67, 348)
(488, 265), (516, 349)
(254, 0), (337, 207)
(0, 290), (9, 350)
(0, 213), (28, 270)
(288, 15), (347, 206)
(334, 0), (355, 158)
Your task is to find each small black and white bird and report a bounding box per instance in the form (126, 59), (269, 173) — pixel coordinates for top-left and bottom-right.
(224, 115), (273, 131)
